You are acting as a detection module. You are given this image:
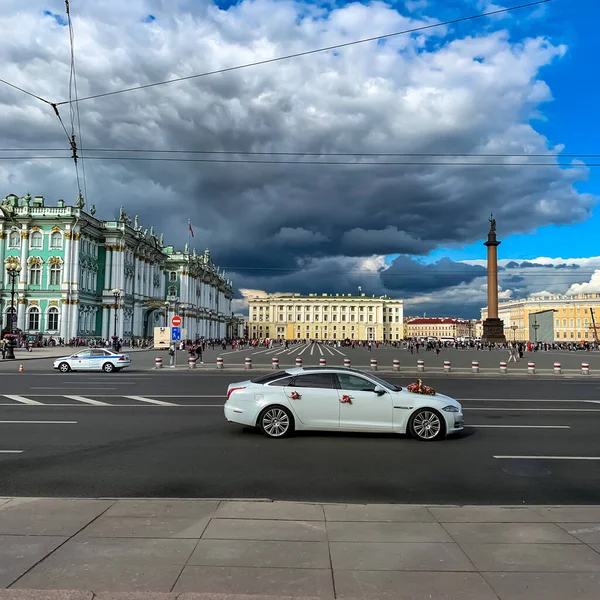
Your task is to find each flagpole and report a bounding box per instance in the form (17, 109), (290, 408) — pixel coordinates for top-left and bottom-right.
(187, 218), (191, 252)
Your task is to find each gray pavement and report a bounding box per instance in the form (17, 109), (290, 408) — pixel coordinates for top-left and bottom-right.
(1, 499), (600, 598)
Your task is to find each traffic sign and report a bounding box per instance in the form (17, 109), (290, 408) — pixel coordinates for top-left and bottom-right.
(171, 315), (182, 327)
(171, 326), (181, 341)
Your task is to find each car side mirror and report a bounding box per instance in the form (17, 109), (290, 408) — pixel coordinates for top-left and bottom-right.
(373, 386), (386, 395)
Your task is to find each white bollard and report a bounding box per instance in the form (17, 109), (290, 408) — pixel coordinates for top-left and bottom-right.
(417, 360), (425, 372)
(155, 357), (163, 369)
(582, 362), (590, 375)
(216, 357), (224, 369)
(272, 357), (280, 369)
(499, 361), (507, 374)
(370, 358), (377, 371)
(343, 358), (351, 367)
(444, 360), (451, 373)
(553, 362), (561, 375)
(245, 357), (252, 370)
(188, 357), (197, 369)
(319, 357), (327, 367)
(393, 359), (400, 372)
(528, 362), (535, 374)
(472, 361), (480, 374)
(295, 357), (303, 368)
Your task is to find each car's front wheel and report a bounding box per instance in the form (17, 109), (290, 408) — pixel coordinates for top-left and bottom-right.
(58, 362), (71, 373)
(102, 362), (115, 373)
(259, 406), (294, 438)
(409, 408), (445, 441)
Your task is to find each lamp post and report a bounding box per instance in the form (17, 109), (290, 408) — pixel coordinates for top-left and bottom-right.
(4, 258), (22, 360)
(532, 319), (540, 344)
(111, 288), (122, 350)
(164, 301), (169, 327)
(510, 324), (518, 342)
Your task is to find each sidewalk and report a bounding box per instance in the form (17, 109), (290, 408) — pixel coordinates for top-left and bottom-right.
(1, 498), (599, 599)
(1, 347), (153, 362)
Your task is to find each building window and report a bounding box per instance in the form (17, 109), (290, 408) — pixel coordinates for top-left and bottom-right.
(30, 231), (43, 248)
(47, 308), (59, 331)
(49, 264), (61, 286)
(562, 319), (567, 328)
(570, 319), (574, 328)
(29, 264), (42, 286)
(555, 319), (559, 327)
(168, 285), (177, 296)
(50, 231), (62, 248)
(169, 272), (177, 282)
(577, 319), (581, 328)
(28, 307), (40, 331)
(8, 231), (20, 248)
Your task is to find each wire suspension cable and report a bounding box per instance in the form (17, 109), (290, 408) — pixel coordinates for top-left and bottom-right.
(54, 0), (551, 106)
(0, 77), (53, 105)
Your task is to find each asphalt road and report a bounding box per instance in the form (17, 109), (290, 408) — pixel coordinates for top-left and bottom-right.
(0, 370), (599, 504)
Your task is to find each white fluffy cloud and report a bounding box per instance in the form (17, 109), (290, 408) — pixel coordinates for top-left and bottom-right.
(0, 0), (595, 316)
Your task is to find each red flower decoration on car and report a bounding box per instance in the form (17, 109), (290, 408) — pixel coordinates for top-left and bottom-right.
(407, 379), (436, 396)
(341, 395), (352, 404)
(290, 391), (301, 400)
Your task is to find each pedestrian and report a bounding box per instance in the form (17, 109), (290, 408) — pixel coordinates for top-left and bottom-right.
(168, 343), (175, 367)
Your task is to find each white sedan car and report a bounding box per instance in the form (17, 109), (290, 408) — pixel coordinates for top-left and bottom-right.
(225, 367), (463, 441)
(53, 349), (131, 373)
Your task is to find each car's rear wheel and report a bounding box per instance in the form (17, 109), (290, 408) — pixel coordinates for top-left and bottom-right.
(409, 408), (445, 441)
(58, 362), (71, 373)
(102, 362), (115, 373)
(259, 406), (294, 438)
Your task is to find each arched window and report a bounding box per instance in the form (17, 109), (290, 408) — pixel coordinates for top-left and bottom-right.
(28, 307), (40, 331)
(8, 231), (20, 248)
(29, 263), (42, 286)
(49, 263), (61, 286)
(168, 285), (177, 297)
(169, 272), (177, 282)
(30, 231), (43, 249)
(47, 307), (59, 331)
(50, 231), (62, 248)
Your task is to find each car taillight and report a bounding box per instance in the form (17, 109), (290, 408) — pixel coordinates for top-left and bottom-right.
(119, 356), (126, 361)
(227, 387), (245, 400)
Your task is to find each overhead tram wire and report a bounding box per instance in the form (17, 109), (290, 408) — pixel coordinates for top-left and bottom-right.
(54, 0), (551, 107)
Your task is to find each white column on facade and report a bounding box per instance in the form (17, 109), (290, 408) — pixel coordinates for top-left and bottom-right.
(101, 306), (109, 339)
(0, 230), (5, 265)
(19, 228), (29, 284)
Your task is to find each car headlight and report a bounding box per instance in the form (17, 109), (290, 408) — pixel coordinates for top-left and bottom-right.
(442, 405), (460, 413)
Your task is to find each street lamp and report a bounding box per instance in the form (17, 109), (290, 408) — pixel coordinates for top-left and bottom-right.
(510, 324), (518, 341)
(164, 301), (169, 327)
(111, 288), (122, 350)
(532, 318), (540, 344)
(4, 257), (21, 360)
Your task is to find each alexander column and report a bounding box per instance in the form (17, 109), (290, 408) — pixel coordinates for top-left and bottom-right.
(482, 214), (506, 343)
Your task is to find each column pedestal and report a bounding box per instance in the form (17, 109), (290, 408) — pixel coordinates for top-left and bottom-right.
(482, 318), (506, 343)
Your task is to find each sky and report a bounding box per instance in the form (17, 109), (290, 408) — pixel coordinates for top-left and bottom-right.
(0, 0), (598, 318)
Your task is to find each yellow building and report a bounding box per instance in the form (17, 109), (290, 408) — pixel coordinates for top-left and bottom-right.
(481, 294), (600, 342)
(405, 318), (473, 340)
(247, 292), (404, 341)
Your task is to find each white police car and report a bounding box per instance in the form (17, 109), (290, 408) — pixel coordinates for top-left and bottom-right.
(53, 349), (131, 373)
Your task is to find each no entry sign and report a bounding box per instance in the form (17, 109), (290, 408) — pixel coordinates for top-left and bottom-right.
(171, 315), (182, 327)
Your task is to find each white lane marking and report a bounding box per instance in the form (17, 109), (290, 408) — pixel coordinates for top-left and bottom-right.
(494, 456), (600, 461)
(298, 345), (309, 356)
(124, 396), (177, 406)
(63, 395), (110, 406)
(586, 401), (600, 404)
(0, 421), (77, 424)
(310, 344), (315, 356)
(318, 345), (323, 356)
(0, 394), (224, 398)
(324, 346), (335, 356)
(0, 450), (23, 454)
(61, 381), (137, 385)
(0, 404), (224, 407)
(466, 408), (600, 412)
(332, 347), (346, 356)
(461, 398), (599, 403)
(4, 395), (43, 405)
(569, 526), (600, 535)
(466, 425), (570, 429)
(31, 387), (117, 390)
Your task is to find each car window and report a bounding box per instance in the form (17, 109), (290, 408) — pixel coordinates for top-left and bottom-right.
(267, 376), (295, 387)
(291, 373), (336, 389)
(337, 374), (377, 392)
(74, 350), (92, 358)
(91, 350), (106, 357)
(251, 372), (293, 385)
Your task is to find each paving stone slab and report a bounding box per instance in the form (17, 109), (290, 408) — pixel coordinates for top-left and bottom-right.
(202, 519), (327, 542)
(214, 502), (324, 521)
(334, 570), (499, 599)
(11, 563), (183, 593)
(177, 595), (323, 600)
(0, 500), (114, 536)
(443, 522), (579, 544)
(94, 593), (177, 600)
(0, 591), (93, 600)
(483, 572), (600, 600)
(327, 522), (452, 543)
(188, 540), (330, 569)
(0, 501), (11, 509)
(535, 506), (600, 522)
(41, 538), (197, 565)
(79, 517), (210, 539)
(330, 542), (474, 571)
(0, 536), (67, 588)
(103, 501), (219, 519)
(324, 504), (434, 523)
(172, 566), (334, 598)
(558, 524), (600, 544)
(429, 506), (547, 523)
(460, 542), (600, 572)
